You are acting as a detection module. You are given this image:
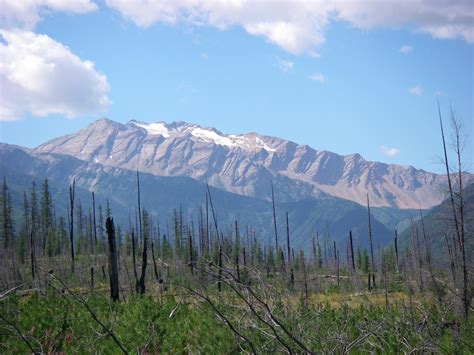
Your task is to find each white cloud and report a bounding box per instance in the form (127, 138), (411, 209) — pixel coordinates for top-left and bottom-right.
(308, 73), (325, 83)
(409, 85), (423, 96)
(0, 30), (109, 121)
(106, 0), (332, 55)
(276, 57), (294, 72)
(106, 0), (474, 55)
(333, 0), (474, 43)
(380, 145), (400, 158)
(0, 0), (97, 30)
(399, 45), (413, 54)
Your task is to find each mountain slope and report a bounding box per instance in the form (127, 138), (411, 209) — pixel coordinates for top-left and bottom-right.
(0, 143), (395, 251)
(397, 182), (474, 267)
(34, 118), (462, 209)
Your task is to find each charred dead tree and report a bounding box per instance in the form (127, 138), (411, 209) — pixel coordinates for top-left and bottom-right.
(136, 228), (147, 295)
(419, 209), (442, 302)
(394, 229), (399, 272)
(439, 103), (470, 318)
(131, 229), (138, 287)
(188, 231), (194, 274)
(286, 212), (294, 286)
(69, 178), (75, 272)
(135, 170), (147, 295)
(206, 183), (223, 291)
(106, 217), (120, 302)
(349, 230), (355, 271)
(151, 235), (160, 280)
(271, 180), (279, 252)
(30, 230), (36, 279)
(366, 194), (376, 290)
(410, 218), (424, 292)
(235, 220), (241, 282)
(92, 192), (97, 248)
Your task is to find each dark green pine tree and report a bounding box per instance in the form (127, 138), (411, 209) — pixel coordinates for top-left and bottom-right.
(30, 182), (39, 272)
(316, 241), (323, 269)
(356, 244), (362, 271)
(1, 177), (14, 250)
(267, 246), (275, 272)
(362, 248), (370, 274)
(18, 191), (30, 263)
(40, 179), (53, 256)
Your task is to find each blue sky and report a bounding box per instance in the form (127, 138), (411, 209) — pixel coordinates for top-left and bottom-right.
(0, 0), (472, 173)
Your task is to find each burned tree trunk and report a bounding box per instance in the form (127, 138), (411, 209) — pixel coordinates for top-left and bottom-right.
(349, 230), (355, 271)
(69, 178), (75, 272)
(131, 230), (138, 286)
(271, 180), (279, 252)
(135, 170), (147, 295)
(286, 212), (294, 286)
(92, 192), (97, 248)
(366, 194), (376, 289)
(136, 229), (147, 295)
(151, 237), (159, 280)
(394, 229), (399, 272)
(106, 217), (120, 302)
(30, 230), (36, 279)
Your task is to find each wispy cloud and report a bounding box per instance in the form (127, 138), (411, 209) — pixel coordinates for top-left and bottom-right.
(276, 57), (294, 72)
(380, 145), (400, 158)
(308, 73), (325, 83)
(399, 45), (413, 54)
(409, 85), (423, 96)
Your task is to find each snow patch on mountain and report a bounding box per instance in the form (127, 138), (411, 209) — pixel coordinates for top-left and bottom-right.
(132, 122), (170, 137)
(191, 128), (236, 147)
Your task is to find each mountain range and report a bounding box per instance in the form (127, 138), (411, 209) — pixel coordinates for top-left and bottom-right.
(2, 117), (471, 251)
(35, 118), (458, 209)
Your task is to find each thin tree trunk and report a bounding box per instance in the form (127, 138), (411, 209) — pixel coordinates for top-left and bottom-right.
(451, 106), (469, 319)
(151, 238), (159, 280)
(271, 180), (279, 252)
(30, 230), (36, 279)
(286, 212), (294, 286)
(69, 179), (75, 272)
(131, 230), (138, 286)
(367, 193), (375, 289)
(92, 192), (97, 248)
(394, 229), (399, 272)
(137, 229), (147, 295)
(349, 230), (355, 271)
(106, 217), (120, 302)
(419, 209), (441, 302)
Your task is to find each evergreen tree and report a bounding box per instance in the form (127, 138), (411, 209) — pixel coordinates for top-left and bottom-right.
(267, 246), (275, 272)
(76, 200), (84, 255)
(30, 181), (39, 253)
(98, 205), (104, 253)
(1, 177), (14, 249)
(356, 244), (362, 270)
(40, 179), (53, 256)
(275, 246), (284, 271)
(17, 191), (30, 263)
(362, 248), (370, 274)
(316, 242), (323, 269)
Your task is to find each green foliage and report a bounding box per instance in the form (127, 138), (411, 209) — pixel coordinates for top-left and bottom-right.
(361, 248), (369, 273)
(2, 287), (472, 354)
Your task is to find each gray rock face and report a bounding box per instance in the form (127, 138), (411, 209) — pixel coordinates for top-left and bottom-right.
(35, 118), (464, 209)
